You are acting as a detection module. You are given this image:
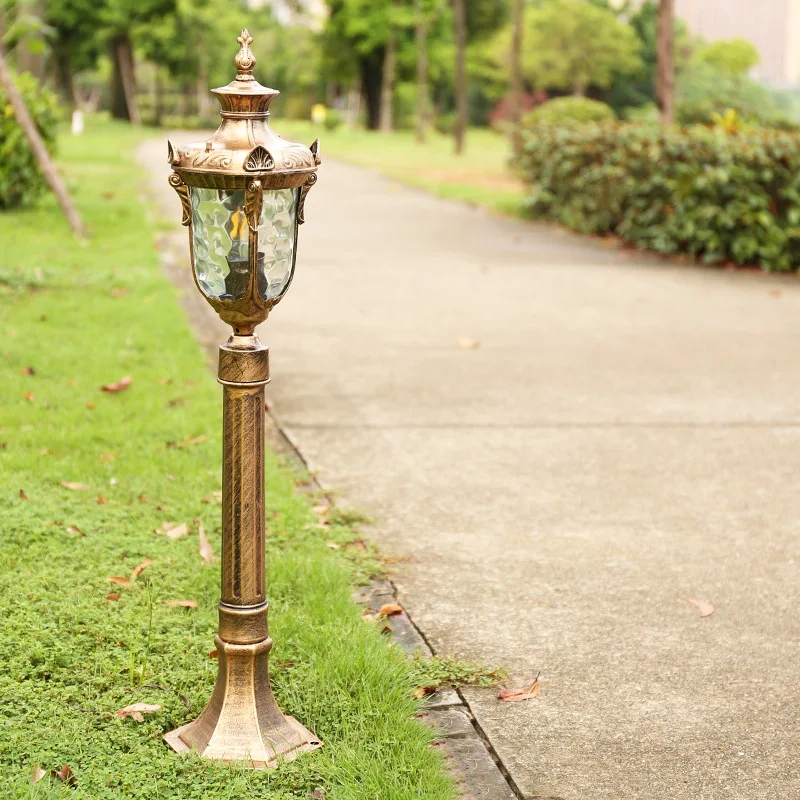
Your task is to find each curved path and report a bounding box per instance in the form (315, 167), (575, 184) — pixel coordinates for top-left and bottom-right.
(142, 138), (800, 800)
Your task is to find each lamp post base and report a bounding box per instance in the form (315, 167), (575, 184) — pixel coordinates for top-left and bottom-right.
(164, 636), (322, 768)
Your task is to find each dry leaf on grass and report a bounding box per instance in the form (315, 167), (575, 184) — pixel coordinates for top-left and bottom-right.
(166, 434), (208, 449)
(22, 365), (35, 376)
(412, 685), (438, 699)
(60, 482), (90, 491)
(167, 599), (198, 608)
(30, 764), (47, 784)
(107, 593), (121, 602)
(22, 391), (35, 402)
(686, 598), (715, 617)
(66, 525), (86, 536)
(19, 489), (28, 501)
(52, 765), (76, 786)
(97, 495), (107, 505)
(115, 702), (161, 722)
(107, 576), (133, 587)
(208, 649), (219, 659)
(378, 603), (404, 618)
(457, 336), (480, 350)
(131, 559), (152, 579)
(198, 522), (216, 564)
(498, 676), (542, 703)
(101, 375), (132, 393)
(155, 521), (189, 540)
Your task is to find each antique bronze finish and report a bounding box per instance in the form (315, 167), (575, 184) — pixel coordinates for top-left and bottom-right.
(163, 30), (321, 768)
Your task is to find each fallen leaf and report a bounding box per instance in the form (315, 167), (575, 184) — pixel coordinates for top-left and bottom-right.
(107, 576), (133, 587)
(22, 365), (35, 376)
(100, 451), (115, 463)
(326, 541), (341, 549)
(457, 336), (480, 350)
(19, 488), (28, 501)
(312, 504), (329, 516)
(198, 522), (216, 564)
(60, 482), (90, 491)
(498, 677), (541, 703)
(309, 791), (325, 800)
(166, 396), (186, 408)
(166, 434), (208, 449)
(115, 702), (161, 722)
(686, 598), (715, 617)
(412, 685), (437, 699)
(138, 494), (148, 503)
(86, 401), (95, 410)
(156, 521), (189, 540)
(22, 391), (35, 402)
(101, 375), (132, 393)
(97, 495), (107, 505)
(66, 525), (86, 536)
(39, 448), (54, 456)
(208, 649), (219, 658)
(30, 764), (47, 784)
(52, 765), (76, 786)
(167, 599), (198, 608)
(131, 558), (152, 579)
(107, 592), (121, 601)
(378, 603), (403, 618)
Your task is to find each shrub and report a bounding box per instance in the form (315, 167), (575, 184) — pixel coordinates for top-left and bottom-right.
(522, 96), (616, 127)
(434, 112), (458, 136)
(0, 72), (60, 209)
(323, 108), (344, 131)
(518, 122), (800, 271)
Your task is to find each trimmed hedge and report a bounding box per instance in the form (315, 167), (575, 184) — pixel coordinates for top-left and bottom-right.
(0, 72), (59, 209)
(518, 122), (800, 271)
(523, 97), (616, 126)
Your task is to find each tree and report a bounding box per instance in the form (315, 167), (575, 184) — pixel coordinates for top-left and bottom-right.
(508, 0), (523, 155)
(656, 0), (674, 123)
(453, 0), (466, 153)
(414, 0), (429, 142)
(0, 40), (85, 237)
(512, 0), (641, 96)
(694, 37), (759, 76)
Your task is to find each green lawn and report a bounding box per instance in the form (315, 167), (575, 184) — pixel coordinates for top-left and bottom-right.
(277, 120), (525, 216)
(0, 120), (457, 799)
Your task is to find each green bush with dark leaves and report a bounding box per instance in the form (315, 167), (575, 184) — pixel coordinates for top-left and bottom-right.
(518, 122), (800, 270)
(523, 97), (616, 127)
(0, 72), (59, 209)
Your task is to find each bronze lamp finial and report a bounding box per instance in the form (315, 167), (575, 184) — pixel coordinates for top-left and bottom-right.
(234, 28), (255, 79)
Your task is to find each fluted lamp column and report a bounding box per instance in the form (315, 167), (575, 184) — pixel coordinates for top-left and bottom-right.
(163, 29), (321, 768)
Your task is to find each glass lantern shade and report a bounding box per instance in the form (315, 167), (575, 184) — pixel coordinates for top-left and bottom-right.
(190, 187), (299, 302)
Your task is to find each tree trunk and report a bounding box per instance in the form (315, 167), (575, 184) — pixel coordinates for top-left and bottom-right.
(361, 52), (383, 130)
(0, 44), (86, 239)
(453, 0), (467, 154)
(53, 40), (79, 109)
(414, 0), (429, 143)
(509, 0), (524, 155)
(656, 0), (675, 124)
(110, 33), (139, 123)
(379, 22), (396, 132)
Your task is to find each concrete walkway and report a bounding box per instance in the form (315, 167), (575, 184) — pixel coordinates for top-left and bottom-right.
(142, 138), (800, 800)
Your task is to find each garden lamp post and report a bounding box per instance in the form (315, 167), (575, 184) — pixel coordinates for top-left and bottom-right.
(163, 29), (321, 767)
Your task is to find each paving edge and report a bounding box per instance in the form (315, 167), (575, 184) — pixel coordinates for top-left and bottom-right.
(267, 416), (523, 800)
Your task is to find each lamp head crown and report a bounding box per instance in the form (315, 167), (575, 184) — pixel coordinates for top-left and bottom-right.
(234, 29), (255, 80)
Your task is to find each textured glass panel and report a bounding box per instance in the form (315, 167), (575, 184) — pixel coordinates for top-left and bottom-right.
(190, 188), (249, 300)
(258, 188), (298, 300)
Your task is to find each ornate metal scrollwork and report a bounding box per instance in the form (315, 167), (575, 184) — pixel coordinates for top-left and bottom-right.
(168, 172), (191, 226)
(297, 172), (318, 225)
(244, 146), (274, 172)
(245, 180), (263, 232)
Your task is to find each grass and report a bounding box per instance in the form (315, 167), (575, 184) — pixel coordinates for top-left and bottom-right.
(0, 119), (458, 799)
(276, 120), (525, 216)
